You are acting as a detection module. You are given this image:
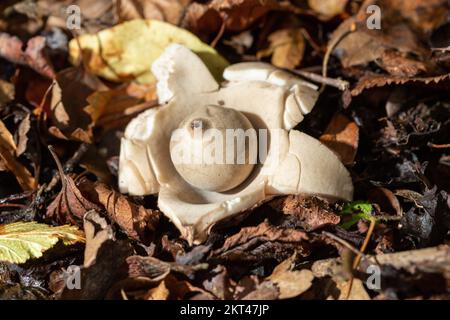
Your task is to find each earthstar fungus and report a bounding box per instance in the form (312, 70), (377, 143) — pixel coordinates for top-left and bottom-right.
(119, 44), (353, 243)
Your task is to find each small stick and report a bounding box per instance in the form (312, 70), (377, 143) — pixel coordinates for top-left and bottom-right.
(322, 231), (367, 258)
(321, 22), (357, 92)
(429, 143), (450, 149)
(292, 69), (350, 91)
(46, 144), (89, 191)
(345, 217), (377, 299)
(0, 203), (28, 209)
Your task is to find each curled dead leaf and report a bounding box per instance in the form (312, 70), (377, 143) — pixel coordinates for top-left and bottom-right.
(0, 120), (36, 191)
(272, 195), (341, 231)
(320, 113), (359, 165)
(78, 179), (161, 242)
(266, 253), (314, 299)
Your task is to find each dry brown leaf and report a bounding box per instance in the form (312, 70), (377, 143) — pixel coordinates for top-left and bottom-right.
(127, 255), (208, 281)
(15, 114), (31, 157)
(24, 36), (56, 79)
(382, 0), (449, 34)
(337, 279), (371, 300)
(320, 113), (359, 165)
(50, 67), (106, 143)
(0, 33), (55, 78)
(212, 220), (310, 265)
(46, 151), (102, 225)
(46, 174), (102, 225)
(267, 253), (314, 299)
(378, 50), (428, 77)
(0, 120), (35, 191)
(144, 280), (170, 300)
(330, 0), (447, 75)
(216, 220), (308, 256)
(83, 210), (114, 267)
(368, 187), (402, 216)
(127, 256), (171, 282)
(351, 73), (450, 96)
(273, 195), (341, 231)
(61, 211), (133, 300)
(79, 180), (161, 241)
(258, 28), (305, 69)
(116, 0), (190, 25)
(202, 265), (235, 299)
(241, 282), (279, 300)
(182, 0), (286, 38)
(0, 32), (24, 64)
(165, 274), (215, 300)
(85, 82), (156, 127)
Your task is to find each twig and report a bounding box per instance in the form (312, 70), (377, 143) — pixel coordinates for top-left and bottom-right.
(321, 22), (357, 93)
(292, 69), (350, 91)
(211, 19), (226, 48)
(63, 143), (90, 173)
(429, 143), (450, 149)
(345, 217), (376, 299)
(46, 144), (89, 191)
(0, 191), (34, 204)
(0, 203), (28, 209)
(322, 231), (367, 258)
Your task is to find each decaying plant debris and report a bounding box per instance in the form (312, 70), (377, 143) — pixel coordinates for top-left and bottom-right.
(0, 0), (449, 300)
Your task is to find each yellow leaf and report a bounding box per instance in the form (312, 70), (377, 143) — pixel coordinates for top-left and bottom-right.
(258, 28), (305, 69)
(308, 0), (348, 19)
(0, 222), (85, 264)
(69, 19), (229, 84)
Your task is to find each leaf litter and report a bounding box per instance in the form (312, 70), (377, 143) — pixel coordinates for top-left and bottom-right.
(0, 0), (449, 300)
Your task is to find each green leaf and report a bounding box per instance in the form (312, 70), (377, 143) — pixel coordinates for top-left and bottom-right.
(69, 19), (229, 84)
(340, 201), (374, 229)
(0, 222), (85, 264)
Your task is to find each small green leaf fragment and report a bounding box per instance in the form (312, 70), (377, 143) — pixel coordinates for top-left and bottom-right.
(340, 201), (374, 229)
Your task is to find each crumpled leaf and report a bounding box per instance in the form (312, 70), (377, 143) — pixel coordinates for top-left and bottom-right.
(182, 0), (292, 38)
(331, 0), (447, 75)
(350, 73), (450, 96)
(320, 113), (359, 165)
(61, 210), (133, 300)
(127, 255), (208, 281)
(271, 196), (341, 231)
(78, 179), (161, 242)
(400, 187), (450, 247)
(257, 28), (305, 69)
(68, 19), (229, 84)
(49, 67), (106, 143)
(46, 149), (102, 225)
(212, 220), (309, 264)
(0, 120), (36, 191)
(46, 173), (101, 225)
(202, 265), (235, 299)
(83, 210), (114, 267)
(217, 220), (308, 253)
(0, 32), (55, 78)
(0, 221), (84, 264)
(85, 82), (156, 129)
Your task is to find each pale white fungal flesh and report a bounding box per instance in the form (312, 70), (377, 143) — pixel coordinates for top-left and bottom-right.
(119, 44), (353, 244)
